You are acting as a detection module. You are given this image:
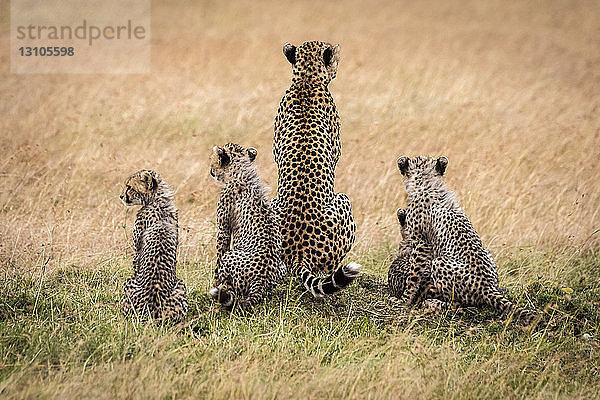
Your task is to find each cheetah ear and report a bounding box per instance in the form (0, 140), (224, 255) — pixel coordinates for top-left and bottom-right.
(283, 43), (296, 64)
(247, 147), (257, 162)
(397, 156), (409, 175)
(396, 208), (407, 227)
(141, 171), (157, 191)
(215, 146), (231, 167)
(436, 156), (448, 176)
(323, 44), (340, 68)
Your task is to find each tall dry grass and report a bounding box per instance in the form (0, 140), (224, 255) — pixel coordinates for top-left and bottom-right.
(1, 2), (599, 399)
(1, 0), (599, 276)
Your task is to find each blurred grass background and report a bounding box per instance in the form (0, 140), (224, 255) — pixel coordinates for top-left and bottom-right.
(1, 0), (599, 398)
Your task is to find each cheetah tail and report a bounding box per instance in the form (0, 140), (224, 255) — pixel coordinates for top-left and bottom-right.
(301, 262), (362, 297)
(487, 288), (536, 325)
(209, 285), (235, 309)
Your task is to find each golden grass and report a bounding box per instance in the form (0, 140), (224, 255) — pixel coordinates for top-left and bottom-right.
(1, 0), (599, 274)
(0, 2), (599, 397)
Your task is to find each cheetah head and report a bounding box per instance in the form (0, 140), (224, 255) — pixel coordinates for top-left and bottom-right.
(396, 208), (408, 239)
(283, 41), (340, 84)
(397, 156), (448, 185)
(120, 170), (164, 206)
(398, 156), (448, 179)
(210, 143), (258, 185)
(396, 208), (407, 227)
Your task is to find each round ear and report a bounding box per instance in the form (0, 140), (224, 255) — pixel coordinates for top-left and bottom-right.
(141, 170), (157, 191)
(283, 43), (296, 64)
(215, 146), (231, 167)
(397, 156), (409, 175)
(396, 208), (407, 227)
(323, 44), (340, 67)
(435, 156), (448, 176)
(247, 147), (257, 162)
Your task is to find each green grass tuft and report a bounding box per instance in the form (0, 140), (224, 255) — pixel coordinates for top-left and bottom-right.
(1, 249), (598, 399)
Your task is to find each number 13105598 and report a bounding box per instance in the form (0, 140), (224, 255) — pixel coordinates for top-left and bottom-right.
(19, 47), (74, 56)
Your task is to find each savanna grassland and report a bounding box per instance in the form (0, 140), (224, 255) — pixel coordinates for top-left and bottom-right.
(1, 0), (599, 398)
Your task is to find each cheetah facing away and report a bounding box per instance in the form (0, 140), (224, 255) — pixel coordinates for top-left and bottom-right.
(120, 170), (188, 323)
(397, 156), (534, 322)
(209, 143), (285, 310)
(388, 208), (434, 305)
(274, 40), (360, 297)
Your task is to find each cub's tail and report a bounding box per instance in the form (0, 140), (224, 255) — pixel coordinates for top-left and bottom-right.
(209, 284), (235, 309)
(486, 288), (537, 325)
(302, 262), (362, 297)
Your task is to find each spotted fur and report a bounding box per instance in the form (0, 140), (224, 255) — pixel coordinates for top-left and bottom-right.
(120, 170), (188, 323)
(397, 156), (534, 322)
(274, 40), (360, 297)
(209, 143), (285, 310)
(388, 208), (435, 304)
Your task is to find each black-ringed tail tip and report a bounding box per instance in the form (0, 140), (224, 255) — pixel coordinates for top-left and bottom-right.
(302, 261), (362, 297)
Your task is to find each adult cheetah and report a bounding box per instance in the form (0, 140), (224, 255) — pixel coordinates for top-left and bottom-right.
(209, 143), (285, 309)
(120, 170), (188, 323)
(274, 40), (360, 297)
(397, 156), (534, 322)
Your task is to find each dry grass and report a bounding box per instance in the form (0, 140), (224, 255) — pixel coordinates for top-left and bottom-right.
(1, 0), (599, 271)
(1, 0), (599, 398)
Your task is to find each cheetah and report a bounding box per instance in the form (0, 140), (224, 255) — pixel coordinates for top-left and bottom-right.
(396, 156), (534, 322)
(209, 143), (285, 310)
(388, 208), (434, 305)
(120, 170), (188, 323)
(274, 40), (360, 297)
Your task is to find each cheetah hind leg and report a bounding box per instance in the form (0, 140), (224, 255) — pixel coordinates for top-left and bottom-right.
(302, 193), (360, 297)
(209, 283), (236, 310)
(432, 256), (535, 324)
(161, 278), (188, 324)
(421, 298), (449, 313)
(430, 256), (471, 305)
(209, 281), (266, 312)
(331, 193), (356, 257)
(238, 279), (269, 311)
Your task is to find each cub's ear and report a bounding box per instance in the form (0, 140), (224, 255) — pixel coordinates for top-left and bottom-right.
(247, 147), (257, 162)
(397, 156), (409, 175)
(323, 44), (340, 67)
(435, 156), (448, 176)
(141, 171), (157, 191)
(396, 208), (407, 227)
(283, 43), (296, 64)
(214, 146), (230, 167)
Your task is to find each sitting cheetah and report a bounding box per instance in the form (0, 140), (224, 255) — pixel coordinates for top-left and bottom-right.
(120, 170), (188, 323)
(274, 41), (360, 297)
(209, 143), (285, 310)
(388, 208), (434, 304)
(397, 156), (534, 322)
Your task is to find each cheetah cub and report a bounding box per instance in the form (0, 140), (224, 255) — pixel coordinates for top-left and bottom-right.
(209, 143), (285, 310)
(120, 170), (188, 323)
(388, 208), (434, 304)
(397, 156), (535, 323)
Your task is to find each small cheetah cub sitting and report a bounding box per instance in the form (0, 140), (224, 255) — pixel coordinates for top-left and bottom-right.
(388, 208), (434, 305)
(120, 170), (188, 323)
(209, 143), (285, 310)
